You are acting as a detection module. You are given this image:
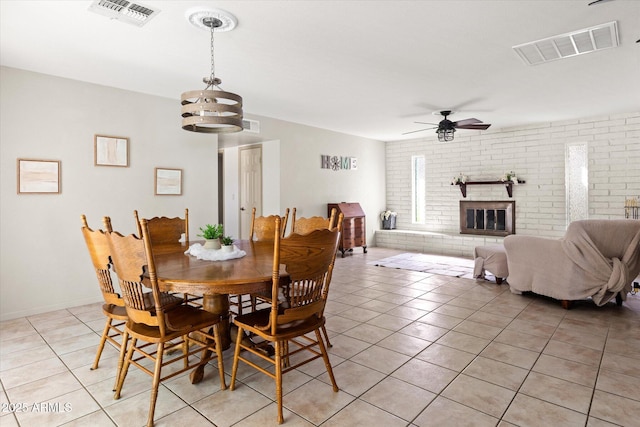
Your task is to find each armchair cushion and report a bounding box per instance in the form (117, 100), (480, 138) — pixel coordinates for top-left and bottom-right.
(504, 220), (640, 306)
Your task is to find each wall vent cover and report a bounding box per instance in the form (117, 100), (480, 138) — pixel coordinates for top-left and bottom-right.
(242, 119), (260, 134)
(513, 21), (618, 65)
(88, 0), (160, 27)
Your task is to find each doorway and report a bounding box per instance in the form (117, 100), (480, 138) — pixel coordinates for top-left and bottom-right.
(239, 145), (262, 239)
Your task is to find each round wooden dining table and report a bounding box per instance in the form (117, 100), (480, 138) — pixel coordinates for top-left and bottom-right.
(152, 239), (276, 382)
(155, 239), (274, 287)
(153, 239), (275, 340)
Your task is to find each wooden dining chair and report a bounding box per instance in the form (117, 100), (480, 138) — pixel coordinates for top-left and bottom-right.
(290, 207), (337, 235)
(108, 219), (226, 427)
(134, 208), (189, 245)
(249, 207), (290, 240)
(230, 216), (341, 424)
(81, 215), (186, 389)
(80, 215), (127, 391)
(232, 207), (291, 316)
(134, 209), (201, 306)
(287, 209), (343, 347)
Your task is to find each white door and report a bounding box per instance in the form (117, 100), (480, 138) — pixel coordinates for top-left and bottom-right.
(239, 146), (262, 239)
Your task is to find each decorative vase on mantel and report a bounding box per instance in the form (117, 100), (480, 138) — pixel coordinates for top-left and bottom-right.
(204, 239), (221, 250)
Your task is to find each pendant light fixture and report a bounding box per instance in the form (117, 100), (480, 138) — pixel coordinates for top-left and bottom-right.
(181, 8), (243, 133)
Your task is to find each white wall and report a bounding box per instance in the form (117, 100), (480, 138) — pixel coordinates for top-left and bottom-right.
(380, 112), (640, 256)
(0, 67), (220, 321)
(221, 114), (387, 244)
(222, 146), (240, 236)
(0, 67), (387, 321)
(262, 139), (282, 216)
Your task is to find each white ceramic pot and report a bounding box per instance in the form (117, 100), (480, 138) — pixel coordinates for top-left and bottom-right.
(204, 239), (221, 250)
(221, 245), (233, 253)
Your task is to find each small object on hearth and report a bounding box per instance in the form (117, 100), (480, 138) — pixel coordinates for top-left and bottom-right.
(380, 210), (397, 229)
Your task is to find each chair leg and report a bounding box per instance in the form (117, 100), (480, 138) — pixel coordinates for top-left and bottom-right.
(229, 325), (244, 390)
(321, 325), (332, 348)
(275, 340), (284, 424)
(316, 329), (339, 392)
(92, 318), (112, 370)
(212, 325), (227, 390)
(113, 329), (129, 391)
(146, 342), (164, 427)
(182, 336), (189, 369)
(114, 335), (135, 399)
(237, 295), (244, 316)
(282, 340), (290, 368)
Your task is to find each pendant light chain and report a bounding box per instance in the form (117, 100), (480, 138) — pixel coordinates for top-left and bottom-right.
(209, 22), (216, 88)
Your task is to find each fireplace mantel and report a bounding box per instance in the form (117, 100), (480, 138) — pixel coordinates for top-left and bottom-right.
(452, 180), (525, 198)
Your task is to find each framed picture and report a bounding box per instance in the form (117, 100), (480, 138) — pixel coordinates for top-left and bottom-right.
(94, 135), (129, 167)
(155, 168), (182, 195)
(17, 159), (61, 194)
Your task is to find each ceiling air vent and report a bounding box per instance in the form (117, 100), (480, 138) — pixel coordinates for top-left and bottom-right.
(242, 119), (260, 134)
(88, 0), (160, 27)
(513, 21), (618, 65)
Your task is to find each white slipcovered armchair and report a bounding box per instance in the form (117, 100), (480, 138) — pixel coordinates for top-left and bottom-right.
(504, 220), (640, 308)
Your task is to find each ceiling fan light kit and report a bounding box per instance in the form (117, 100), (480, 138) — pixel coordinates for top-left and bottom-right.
(181, 8), (243, 134)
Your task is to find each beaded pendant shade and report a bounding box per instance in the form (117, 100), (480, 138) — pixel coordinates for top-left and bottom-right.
(181, 9), (243, 133)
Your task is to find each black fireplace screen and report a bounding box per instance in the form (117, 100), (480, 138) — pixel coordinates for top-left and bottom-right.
(460, 201), (515, 236)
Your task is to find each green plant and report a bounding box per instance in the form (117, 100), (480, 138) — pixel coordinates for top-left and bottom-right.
(198, 224), (223, 240)
(221, 235), (234, 246)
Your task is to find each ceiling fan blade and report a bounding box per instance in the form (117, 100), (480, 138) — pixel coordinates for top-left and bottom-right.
(402, 127), (435, 135)
(414, 121), (439, 126)
(453, 118), (481, 127)
(457, 123), (492, 130)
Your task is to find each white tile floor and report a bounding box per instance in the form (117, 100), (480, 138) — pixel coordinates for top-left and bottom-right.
(1, 247), (639, 426)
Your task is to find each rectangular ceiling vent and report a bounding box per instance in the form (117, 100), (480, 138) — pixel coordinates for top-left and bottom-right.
(88, 0), (160, 27)
(513, 21), (618, 66)
(242, 119), (261, 134)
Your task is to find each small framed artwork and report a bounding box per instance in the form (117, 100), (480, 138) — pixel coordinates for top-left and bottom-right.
(17, 159), (61, 194)
(155, 168), (183, 195)
(94, 135), (129, 167)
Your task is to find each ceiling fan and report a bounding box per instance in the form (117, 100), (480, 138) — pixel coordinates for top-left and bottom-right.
(403, 110), (491, 141)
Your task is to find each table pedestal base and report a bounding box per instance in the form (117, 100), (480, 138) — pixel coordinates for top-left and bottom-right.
(189, 293), (272, 384)
(190, 294), (230, 384)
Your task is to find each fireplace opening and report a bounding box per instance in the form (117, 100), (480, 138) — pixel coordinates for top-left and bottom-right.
(460, 201), (515, 236)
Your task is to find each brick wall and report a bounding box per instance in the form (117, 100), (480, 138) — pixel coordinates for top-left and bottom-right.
(379, 112), (640, 256)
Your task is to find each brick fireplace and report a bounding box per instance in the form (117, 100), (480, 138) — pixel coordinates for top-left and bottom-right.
(460, 200), (515, 237)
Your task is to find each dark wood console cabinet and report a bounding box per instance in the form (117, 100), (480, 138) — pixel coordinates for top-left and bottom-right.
(328, 202), (367, 257)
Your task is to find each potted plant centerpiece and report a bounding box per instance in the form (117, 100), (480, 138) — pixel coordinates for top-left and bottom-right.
(198, 224), (223, 249)
(221, 236), (234, 252)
